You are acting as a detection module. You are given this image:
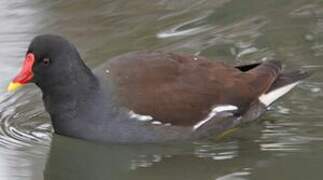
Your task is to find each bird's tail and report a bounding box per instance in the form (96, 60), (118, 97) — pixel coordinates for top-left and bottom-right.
(259, 70), (311, 106)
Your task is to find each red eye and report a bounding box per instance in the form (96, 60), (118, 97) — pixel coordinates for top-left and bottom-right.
(43, 58), (50, 65)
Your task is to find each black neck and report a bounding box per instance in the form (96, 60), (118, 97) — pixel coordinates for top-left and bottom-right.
(40, 63), (109, 136)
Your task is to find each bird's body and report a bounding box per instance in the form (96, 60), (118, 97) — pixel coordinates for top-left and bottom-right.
(8, 35), (310, 143)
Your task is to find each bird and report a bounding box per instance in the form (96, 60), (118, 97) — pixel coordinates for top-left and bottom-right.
(7, 34), (310, 143)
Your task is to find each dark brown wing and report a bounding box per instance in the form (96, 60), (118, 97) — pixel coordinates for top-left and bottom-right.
(107, 52), (281, 126)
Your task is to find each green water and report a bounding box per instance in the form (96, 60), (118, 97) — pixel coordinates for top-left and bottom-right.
(0, 0), (323, 179)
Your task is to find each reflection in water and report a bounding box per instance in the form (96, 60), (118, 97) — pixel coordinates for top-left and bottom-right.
(0, 0), (323, 180)
(45, 135), (253, 180)
(194, 141), (238, 160)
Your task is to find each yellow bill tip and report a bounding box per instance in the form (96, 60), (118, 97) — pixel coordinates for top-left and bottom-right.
(7, 82), (24, 92)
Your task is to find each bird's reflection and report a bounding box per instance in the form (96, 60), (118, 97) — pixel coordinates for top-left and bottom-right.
(44, 127), (268, 180)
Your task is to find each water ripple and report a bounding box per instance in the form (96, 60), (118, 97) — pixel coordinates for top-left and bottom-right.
(0, 87), (51, 150)
(216, 170), (251, 180)
(194, 141), (238, 160)
(256, 119), (323, 153)
(157, 12), (213, 38)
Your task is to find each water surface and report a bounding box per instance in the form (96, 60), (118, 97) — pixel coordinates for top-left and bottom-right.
(1, 0), (323, 179)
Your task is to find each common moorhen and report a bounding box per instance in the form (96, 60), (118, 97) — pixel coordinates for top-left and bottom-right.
(7, 35), (309, 143)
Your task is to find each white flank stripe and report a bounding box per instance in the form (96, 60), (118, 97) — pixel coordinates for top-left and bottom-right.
(259, 82), (300, 106)
(193, 105), (238, 130)
(129, 110), (153, 121)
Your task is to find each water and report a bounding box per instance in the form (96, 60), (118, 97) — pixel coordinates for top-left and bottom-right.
(0, 0), (323, 179)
